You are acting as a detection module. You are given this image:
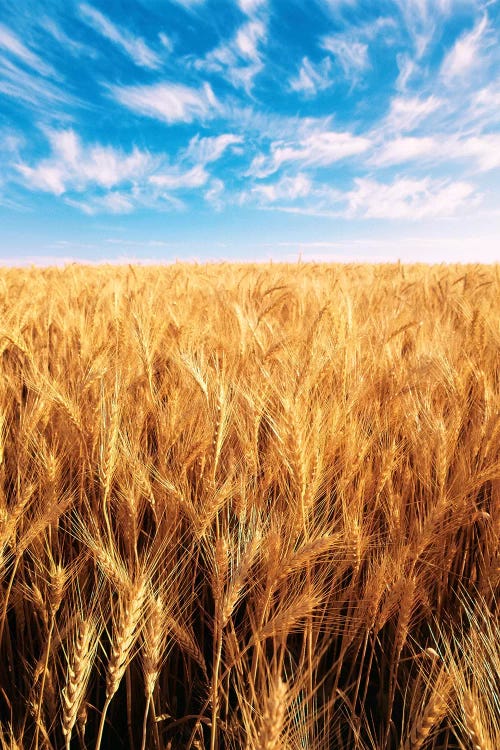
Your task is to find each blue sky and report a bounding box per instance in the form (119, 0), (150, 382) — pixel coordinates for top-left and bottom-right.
(1, 0), (499, 263)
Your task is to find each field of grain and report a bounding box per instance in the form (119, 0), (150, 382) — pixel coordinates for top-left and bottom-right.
(0, 263), (498, 750)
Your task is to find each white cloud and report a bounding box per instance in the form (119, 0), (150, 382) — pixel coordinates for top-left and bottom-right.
(239, 0), (267, 14)
(66, 192), (135, 215)
(395, 53), (418, 91)
(0, 23), (56, 77)
(79, 3), (161, 69)
(321, 36), (369, 80)
(158, 32), (173, 52)
(393, 0), (435, 57)
(41, 18), (96, 58)
(440, 15), (489, 82)
(184, 134), (243, 164)
(225, 107), (334, 142)
(0, 54), (76, 110)
(235, 20), (264, 61)
(457, 135), (500, 171)
(13, 128), (225, 214)
(472, 84), (500, 120)
(319, 18), (394, 86)
(252, 174), (312, 202)
(16, 130), (158, 195)
(383, 95), (443, 133)
(393, 0), (460, 57)
(204, 178), (225, 210)
(170, 0), (206, 7)
(371, 133), (500, 171)
(19, 164), (66, 195)
(371, 136), (438, 166)
(321, 0), (359, 11)
(345, 177), (477, 219)
(0, 130), (23, 158)
(195, 19), (266, 91)
(109, 81), (219, 124)
(290, 57), (333, 95)
(248, 131), (371, 177)
(149, 164), (208, 189)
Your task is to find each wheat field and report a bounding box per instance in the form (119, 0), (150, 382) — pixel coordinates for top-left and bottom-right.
(0, 262), (498, 750)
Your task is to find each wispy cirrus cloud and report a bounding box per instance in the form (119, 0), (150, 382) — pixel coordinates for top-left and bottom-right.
(0, 22), (57, 77)
(204, 178), (225, 209)
(248, 131), (371, 178)
(148, 134), (243, 204)
(238, 0), (267, 14)
(371, 133), (500, 171)
(469, 83), (500, 126)
(289, 57), (333, 96)
(0, 21), (81, 116)
(321, 36), (369, 81)
(183, 133), (243, 164)
(393, 0), (440, 57)
(149, 164), (208, 190)
(170, 0), (206, 8)
(16, 129), (159, 196)
(440, 14), (490, 82)
(246, 172), (478, 221)
(79, 2), (162, 69)
(382, 95), (443, 133)
(195, 16), (267, 92)
(319, 17), (395, 87)
(0, 54), (77, 110)
(109, 81), (219, 124)
(13, 127), (236, 214)
(371, 136), (438, 166)
(344, 176), (477, 219)
(392, 0), (474, 58)
(395, 53), (418, 91)
(40, 17), (97, 58)
(450, 134), (500, 171)
(66, 191), (136, 215)
(251, 173), (313, 203)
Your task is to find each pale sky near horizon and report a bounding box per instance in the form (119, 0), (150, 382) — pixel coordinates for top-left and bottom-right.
(1, 0), (499, 264)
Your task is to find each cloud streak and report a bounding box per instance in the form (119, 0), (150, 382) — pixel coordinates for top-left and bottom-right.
(440, 15), (489, 82)
(184, 134), (243, 164)
(109, 81), (219, 123)
(345, 177), (477, 219)
(321, 36), (369, 81)
(195, 18), (267, 92)
(0, 23), (57, 77)
(13, 127), (237, 215)
(248, 131), (371, 178)
(79, 3), (162, 69)
(0, 53), (76, 110)
(290, 57), (333, 95)
(16, 129), (158, 196)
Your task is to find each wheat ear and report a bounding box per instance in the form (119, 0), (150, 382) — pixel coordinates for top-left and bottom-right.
(141, 595), (164, 750)
(95, 578), (146, 750)
(402, 683), (449, 750)
(34, 563), (67, 750)
(463, 693), (493, 750)
(62, 617), (94, 750)
(257, 678), (287, 750)
(222, 534), (261, 627)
